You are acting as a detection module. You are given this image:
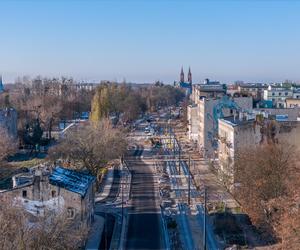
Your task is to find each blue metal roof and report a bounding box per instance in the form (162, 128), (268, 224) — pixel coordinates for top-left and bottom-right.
(49, 166), (95, 197)
(179, 82), (192, 89)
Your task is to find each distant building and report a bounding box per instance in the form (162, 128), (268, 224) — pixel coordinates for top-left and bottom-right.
(0, 75), (4, 93)
(0, 108), (17, 138)
(191, 80), (226, 100)
(174, 67), (192, 95)
(263, 85), (294, 108)
(0, 165), (96, 227)
(237, 83), (267, 100)
(254, 107), (300, 121)
(286, 98), (300, 108)
(292, 89), (300, 99)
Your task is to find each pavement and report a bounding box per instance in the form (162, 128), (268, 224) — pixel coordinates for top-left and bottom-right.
(95, 167), (117, 202)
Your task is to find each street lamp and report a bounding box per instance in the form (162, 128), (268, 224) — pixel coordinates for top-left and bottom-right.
(203, 187), (207, 250)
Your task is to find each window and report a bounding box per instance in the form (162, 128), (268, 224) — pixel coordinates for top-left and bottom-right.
(67, 207), (75, 219)
(279, 92), (282, 96)
(285, 92), (289, 96)
(51, 190), (56, 198)
(272, 92), (275, 96)
(22, 190), (27, 198)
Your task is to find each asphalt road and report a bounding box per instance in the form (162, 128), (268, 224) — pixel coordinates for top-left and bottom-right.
(125, 145), (166, 250)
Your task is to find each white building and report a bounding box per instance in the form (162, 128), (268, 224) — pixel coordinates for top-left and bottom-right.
(187, 94), (253, 158)
(263, 85), (293, 108)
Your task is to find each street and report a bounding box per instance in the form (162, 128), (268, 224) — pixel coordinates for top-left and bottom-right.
(125, 144), (166, 250)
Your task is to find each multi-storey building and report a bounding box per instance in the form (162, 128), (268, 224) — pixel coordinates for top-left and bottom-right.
(191, 79), (226, 101)
(237, 83), (267, 100)
(218, 115), (300, 189)
(263, 85), (294, 108)
(188, 81), (253, 159)
(218, 115), (261, 187)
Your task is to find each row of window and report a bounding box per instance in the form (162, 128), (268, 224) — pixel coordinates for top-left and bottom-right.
(271, 92), (290, 96)
(22, 190), (57, 198)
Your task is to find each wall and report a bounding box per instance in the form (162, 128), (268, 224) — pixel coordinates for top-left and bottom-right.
(187, 105), (198, 141)
(0, 175), (95, 226)
(254, 107), (300, 121)
(286, 99), (300, 108)
(217, 118), (300, 188)
(199, 96), (253, 159)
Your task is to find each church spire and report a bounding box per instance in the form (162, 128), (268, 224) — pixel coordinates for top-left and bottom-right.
(180, 67), (184, 83)
(188, 67), (192, 84)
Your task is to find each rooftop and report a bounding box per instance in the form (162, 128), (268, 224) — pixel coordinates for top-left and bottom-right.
(49, 166), (95, 197)
(220, 116), (255, 127)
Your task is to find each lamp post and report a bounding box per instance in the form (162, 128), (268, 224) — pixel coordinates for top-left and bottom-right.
(203, 187), (207, 250)
(188, 155), (191, 206)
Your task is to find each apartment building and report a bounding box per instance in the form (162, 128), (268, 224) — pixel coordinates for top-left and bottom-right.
(188, 92), (253, 158)
(263, 85), (294, 108)
(218, 115), (300, 189)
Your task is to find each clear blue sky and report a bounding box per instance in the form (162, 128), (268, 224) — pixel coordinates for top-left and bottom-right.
(1, 0), (300, 84)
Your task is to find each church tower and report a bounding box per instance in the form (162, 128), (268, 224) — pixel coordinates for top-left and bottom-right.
(180, 67), (184, 83)
(188, 67), (192, 84)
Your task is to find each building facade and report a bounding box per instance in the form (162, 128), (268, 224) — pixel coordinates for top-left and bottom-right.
(286, 98), (300, 108)
(218, 116), (300, 189)
(263, 85), (294, 108)
(187, 88), (253, 158)
(0, 166), (96, 227)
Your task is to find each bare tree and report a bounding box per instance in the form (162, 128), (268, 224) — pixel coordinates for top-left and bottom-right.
(0, 126), (17, 161)
(234, 142), (299, 245)
(0, 201), (87, 250)
(49, 119), (127, 179)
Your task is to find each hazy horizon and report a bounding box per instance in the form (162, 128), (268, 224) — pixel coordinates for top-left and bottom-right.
(1, 0), (300, 84)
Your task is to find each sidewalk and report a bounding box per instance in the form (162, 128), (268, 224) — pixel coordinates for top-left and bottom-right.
(95, 167), (114, 202)
(173, 124), (239, 210)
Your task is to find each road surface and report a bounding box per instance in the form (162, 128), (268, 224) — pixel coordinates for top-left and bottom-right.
(125, 145), (166, 250)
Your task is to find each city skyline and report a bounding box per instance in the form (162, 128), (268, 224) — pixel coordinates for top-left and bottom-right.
(1, 0), (300, 83)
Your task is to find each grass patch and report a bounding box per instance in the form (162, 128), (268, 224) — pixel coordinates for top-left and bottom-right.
(9, 158), (47, 168)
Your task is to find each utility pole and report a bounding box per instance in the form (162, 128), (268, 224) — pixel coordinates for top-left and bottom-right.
(188, 155), (191, 205)
(203, 187), (207, 250)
